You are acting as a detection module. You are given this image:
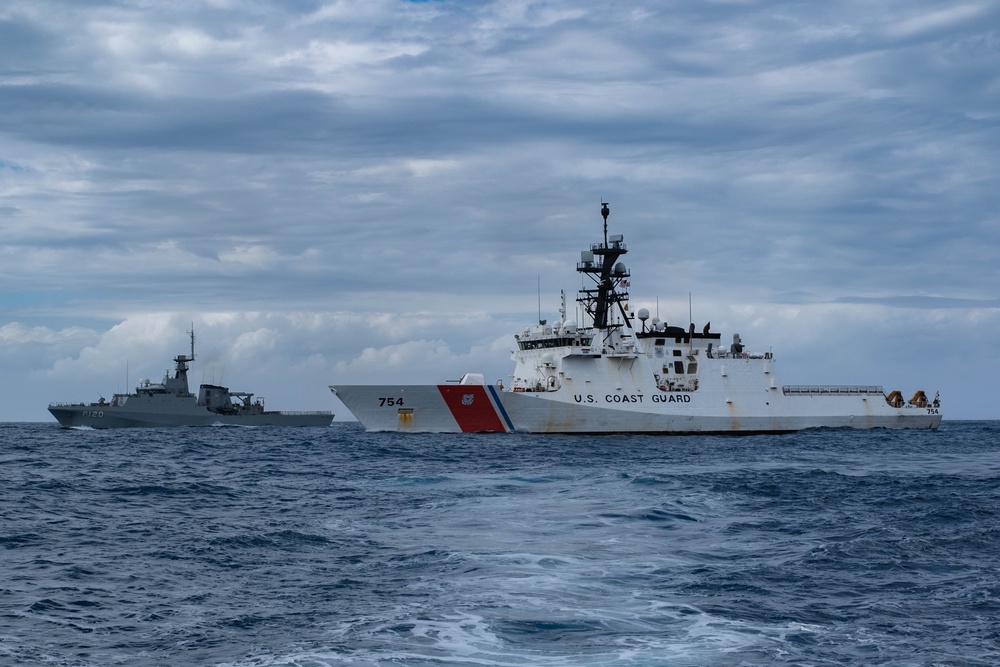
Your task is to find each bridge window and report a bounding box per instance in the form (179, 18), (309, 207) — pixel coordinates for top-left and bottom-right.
(517, 336), (591, 351)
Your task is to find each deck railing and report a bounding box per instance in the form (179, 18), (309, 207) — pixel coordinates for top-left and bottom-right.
(782, 385), (884, 396)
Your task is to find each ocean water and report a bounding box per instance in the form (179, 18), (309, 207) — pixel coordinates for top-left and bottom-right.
(1, 421), (998, 667)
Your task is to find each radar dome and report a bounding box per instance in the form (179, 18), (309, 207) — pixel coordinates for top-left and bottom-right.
(563, 320), (577, 333)
(638, 308), (650, 321)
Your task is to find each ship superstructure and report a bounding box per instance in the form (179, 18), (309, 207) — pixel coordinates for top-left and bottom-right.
(331, 204), (941, 433)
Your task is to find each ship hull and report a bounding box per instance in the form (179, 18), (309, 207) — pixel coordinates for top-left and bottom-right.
(48, 402), (333, 428)
(330, 384), (941, 434)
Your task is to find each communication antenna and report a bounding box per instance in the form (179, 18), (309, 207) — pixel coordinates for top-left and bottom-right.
(689, 292), (694, 351)
(600, 201), (610, 246)
(537, 274), (543, 325)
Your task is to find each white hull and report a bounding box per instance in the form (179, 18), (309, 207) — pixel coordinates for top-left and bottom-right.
(332, 359), (942, 434)
(331, 388), (941, 434)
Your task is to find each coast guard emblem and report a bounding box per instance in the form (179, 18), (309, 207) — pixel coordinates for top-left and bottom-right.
(462, 394), (475, 406)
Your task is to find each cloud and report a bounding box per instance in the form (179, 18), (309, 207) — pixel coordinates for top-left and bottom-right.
(885, 4), (995, 39)
(1, 0), (998, 421)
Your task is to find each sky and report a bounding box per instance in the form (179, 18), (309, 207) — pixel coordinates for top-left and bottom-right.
(2, 0), (998, 422)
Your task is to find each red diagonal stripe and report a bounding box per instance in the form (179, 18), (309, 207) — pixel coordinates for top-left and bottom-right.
(437, 385), (506, 432)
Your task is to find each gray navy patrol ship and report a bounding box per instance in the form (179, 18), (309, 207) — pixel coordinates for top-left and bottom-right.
(48, 329), (333, 428)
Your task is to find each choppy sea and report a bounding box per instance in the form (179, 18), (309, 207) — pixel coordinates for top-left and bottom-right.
(2, 421), (999, 667)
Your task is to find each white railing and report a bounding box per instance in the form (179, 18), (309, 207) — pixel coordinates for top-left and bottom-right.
(782, 385), (883, 396)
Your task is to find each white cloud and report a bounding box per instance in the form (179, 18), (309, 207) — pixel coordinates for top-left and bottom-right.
(1, 0), (997, 421)
(886, 4), (993, 39)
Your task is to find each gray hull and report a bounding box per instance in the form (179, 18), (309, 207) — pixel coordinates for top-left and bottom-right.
(49, 397), (332, 429)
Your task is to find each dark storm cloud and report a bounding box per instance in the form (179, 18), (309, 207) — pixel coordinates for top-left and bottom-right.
(1, 0), (998, 420)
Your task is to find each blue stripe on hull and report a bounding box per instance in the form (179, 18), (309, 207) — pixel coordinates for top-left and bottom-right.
(487, 385), (516, 432)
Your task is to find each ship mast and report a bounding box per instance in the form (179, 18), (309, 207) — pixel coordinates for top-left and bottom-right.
(576, 202), (631, 331)
(173, 326), (196, 381)
(602, 201), (609, 246)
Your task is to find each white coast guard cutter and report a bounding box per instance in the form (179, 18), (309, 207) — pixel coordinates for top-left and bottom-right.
(331, 204), (942, 433)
